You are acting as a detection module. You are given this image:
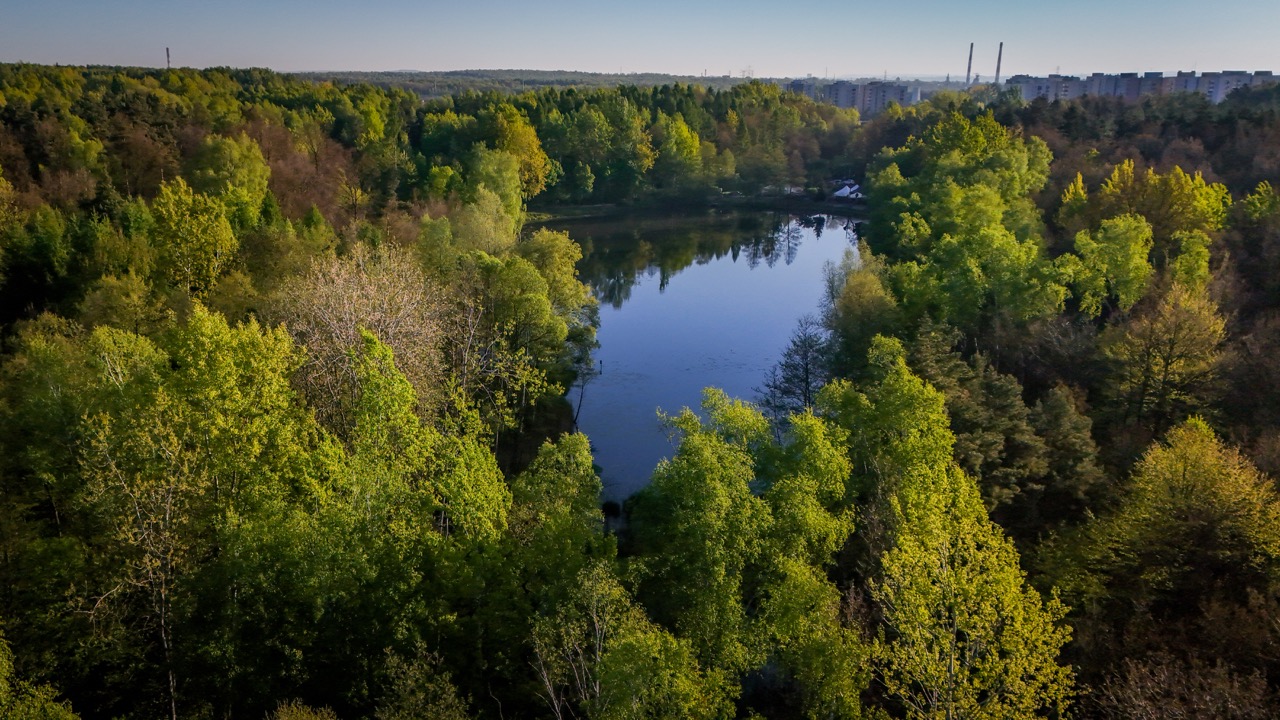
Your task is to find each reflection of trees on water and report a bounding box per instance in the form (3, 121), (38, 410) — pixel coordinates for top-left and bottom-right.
(797, 214), (826, 239)
(569, 212), (845, 308)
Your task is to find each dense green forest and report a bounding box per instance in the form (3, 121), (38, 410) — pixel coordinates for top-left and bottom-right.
(1, 62), (1280, 719)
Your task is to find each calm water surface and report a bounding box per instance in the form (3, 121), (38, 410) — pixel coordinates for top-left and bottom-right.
(543, 210), (860, 501)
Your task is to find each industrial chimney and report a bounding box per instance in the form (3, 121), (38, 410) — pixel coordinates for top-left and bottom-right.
(995, 42), (1003, 85)
(966, 43), (974, 85)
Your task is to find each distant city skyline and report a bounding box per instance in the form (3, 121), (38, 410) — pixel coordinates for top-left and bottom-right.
(3, 0), (1278, 79)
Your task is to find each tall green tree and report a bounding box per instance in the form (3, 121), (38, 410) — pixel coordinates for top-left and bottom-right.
(1066, 213), (1154, 317)
(821, 338), (1075, 719)
(532, 562), (731, 720)
(629, 390), (772, 677)
(187, 132), (272, 231)
(1102, 283), (1225, 434)
(150, 178), (238, 296)
(872, 465), (1074, 720)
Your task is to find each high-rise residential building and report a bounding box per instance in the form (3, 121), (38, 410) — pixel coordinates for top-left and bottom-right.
(826, 80), (858, 109)
(1006, 70), (1275, 104)
(858, 81), (910, 116)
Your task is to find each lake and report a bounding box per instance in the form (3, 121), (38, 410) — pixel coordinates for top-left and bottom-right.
(541, 209), (862, 501)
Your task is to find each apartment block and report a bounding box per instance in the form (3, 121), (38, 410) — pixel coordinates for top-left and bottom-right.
(810, 79), (911, 117)
(1007, 69), (1276, 104)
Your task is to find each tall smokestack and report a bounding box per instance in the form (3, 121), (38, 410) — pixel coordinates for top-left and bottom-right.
(966, 43), (974, 85)
(166, 47), (171, 69)
(995, 42), (1003, 85)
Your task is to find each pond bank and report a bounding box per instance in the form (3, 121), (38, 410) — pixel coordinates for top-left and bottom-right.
(527, 194), (866, 225)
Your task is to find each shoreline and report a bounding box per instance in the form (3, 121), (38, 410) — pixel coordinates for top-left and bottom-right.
(527, 194), (867, 224)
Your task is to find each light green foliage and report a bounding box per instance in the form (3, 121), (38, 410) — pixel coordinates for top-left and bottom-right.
(1057, 418), (1280, 614)
(416, 212), (456, 278)
(1241, 180), (1280, 223)
(596, 95), (656, 199)
(425, 165), (461, 199)
(0, 166), (15, 250)
(1102, 283), (1225, 432)
(206, 270), (259, 320)
(481, 104), (553, 199)
(635, 390), (772, 673)
(873, 464), (1074, 720)
(819, 337), (955, 507)
(1095, 161), (1231, 247)
(762, 412), (853, 565)
(452, 186), (517, 255)
(85, 212), (155, 281)
(0, 316), (102, 519)
(507, 433), (609, 585)
(419, 110), (479, 164)
(238, 200), (336, 294)
(869, 112), (1050, 248)
(0, 630), (79, 719)
(1095, 158), (1139, 221)
(1169, 229), (1212, 292)
(515, 228), (598, 386)
(755, 407), (870, 720)
(464, 433), (612, 715)
(736, 144), (789, 190)
(91, 307), (310, 489)
(464, 147), (523, 241)
(1056, 172), (1089, 237)
(700, 140), (735, 184)
(516, 228), (592, 319)
(431, 427), (510, 541)
(821, 338), (1074, 717)
(1, 205), (73, 300)
(863, 113), (1063, 335)
(74, 307), (327, 713)
(355, 91), (390, 147)
(756, 558), (870, 720)
(540, 107), (606, 202)
(350, 329), (432, 477)
(468, 250), (567, 365)
(533, 563), (731, 720)
(150, 178), (238, 296)
(826, 250), (904, 378)
(81, 307), (314, 535)
(443, 251), (559, 432)
(866, 162), (911, 245)
(631, 389), (870, 716)
(187, 132), (272, 230)
(1069, 213), (1154, 317)
(652, 112), (703, 189)
(920, 224), (1067, 330)
(921, 112), (1051, 206)
(350, 330), (509, 541)
(512, 433), (600, 524)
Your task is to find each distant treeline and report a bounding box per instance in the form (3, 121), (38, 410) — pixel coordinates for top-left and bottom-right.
(293, 69), (754, 98)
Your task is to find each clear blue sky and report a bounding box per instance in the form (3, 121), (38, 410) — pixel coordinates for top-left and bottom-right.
(3, 0), (1278, 79)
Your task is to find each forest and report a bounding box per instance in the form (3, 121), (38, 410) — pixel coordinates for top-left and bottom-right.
(291, 70), (751, 99)
(1, 62), (1280, 719)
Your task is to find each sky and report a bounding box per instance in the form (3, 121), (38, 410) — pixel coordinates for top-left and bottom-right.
(3, 0), (1279, 79)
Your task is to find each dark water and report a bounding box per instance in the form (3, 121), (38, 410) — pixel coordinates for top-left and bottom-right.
(542, 210), (861, 501)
